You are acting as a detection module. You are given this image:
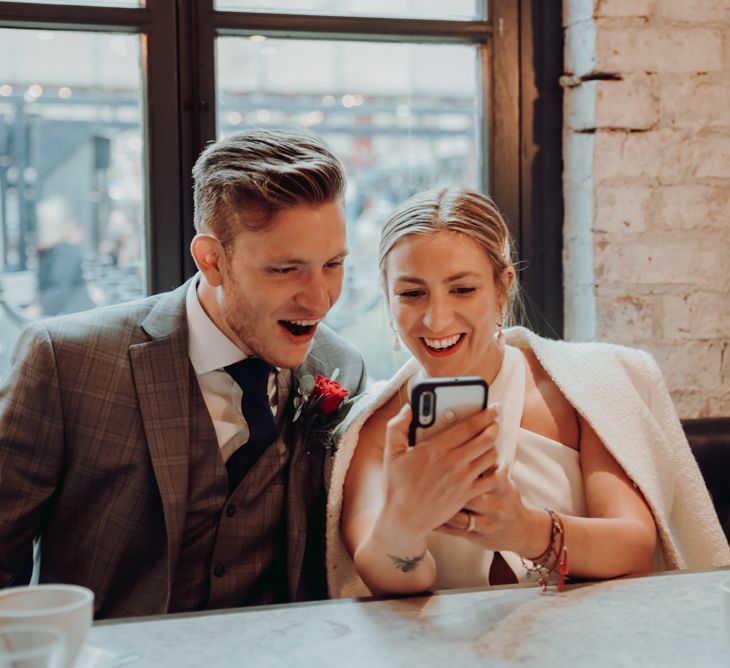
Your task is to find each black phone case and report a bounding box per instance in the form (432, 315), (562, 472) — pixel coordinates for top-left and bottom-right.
(407, 376), (488, 446)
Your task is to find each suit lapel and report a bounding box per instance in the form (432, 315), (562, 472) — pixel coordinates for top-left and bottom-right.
(284, 371), (307, 599)
(284, 363), (328, 600)
(129, 282), (192, 606)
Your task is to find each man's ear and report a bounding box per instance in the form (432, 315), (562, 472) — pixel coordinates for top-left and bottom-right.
(191, 234), (226, 288)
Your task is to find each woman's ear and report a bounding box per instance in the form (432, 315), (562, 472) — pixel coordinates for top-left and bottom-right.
(191, 234), (226, 288)
(498, 265), (516, 306)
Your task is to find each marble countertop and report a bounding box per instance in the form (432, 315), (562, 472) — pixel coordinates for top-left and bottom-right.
(89, 568), (730, 667)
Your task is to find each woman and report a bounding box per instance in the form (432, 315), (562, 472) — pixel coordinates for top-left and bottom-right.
(327, 188), (730, 598)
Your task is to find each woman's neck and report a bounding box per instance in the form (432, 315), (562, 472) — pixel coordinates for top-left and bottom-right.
(414, 340), (507, 385)
(482, 342), (507, 385)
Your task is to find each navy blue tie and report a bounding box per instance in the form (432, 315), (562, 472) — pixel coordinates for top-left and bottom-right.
(224, 358), (279, 492)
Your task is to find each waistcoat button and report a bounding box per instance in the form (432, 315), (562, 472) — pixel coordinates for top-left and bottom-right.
(226, 504), (236, 517)
(214, 564), (225, 578)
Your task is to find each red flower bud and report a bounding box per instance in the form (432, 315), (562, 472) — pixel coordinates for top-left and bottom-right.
(311, 374), (349, 415)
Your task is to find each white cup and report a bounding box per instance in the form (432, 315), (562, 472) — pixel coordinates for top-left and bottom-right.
(0, 585), (93, 668)
(722, 579), (730, 648)
(0, 624), (66, 668)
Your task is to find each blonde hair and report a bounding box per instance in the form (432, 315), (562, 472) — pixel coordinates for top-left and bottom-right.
(378, 187), (520, 324)
(192, 128), (345, 249)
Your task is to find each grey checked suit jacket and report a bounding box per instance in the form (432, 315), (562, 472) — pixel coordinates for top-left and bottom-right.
(0, 281), (366, 618)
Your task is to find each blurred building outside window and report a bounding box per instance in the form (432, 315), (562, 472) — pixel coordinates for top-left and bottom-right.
(0, 28), (146, 382)
(215, 0), (481, 20)
(217, 37), (481, 380)
(0, 4), (489, 384)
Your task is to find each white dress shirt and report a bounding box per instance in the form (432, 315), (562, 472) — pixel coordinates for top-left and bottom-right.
(185, 276), (279, 463)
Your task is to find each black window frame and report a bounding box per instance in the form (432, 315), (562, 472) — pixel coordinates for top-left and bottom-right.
(0, 0), (563, 336)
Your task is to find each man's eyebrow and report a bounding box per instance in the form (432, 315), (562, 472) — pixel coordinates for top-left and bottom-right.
(268, 250), (349, 265)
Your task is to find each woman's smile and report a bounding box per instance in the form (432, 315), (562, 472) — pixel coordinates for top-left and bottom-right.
(421, 333), (465, 357)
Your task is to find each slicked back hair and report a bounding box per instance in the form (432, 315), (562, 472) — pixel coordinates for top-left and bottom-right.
(192, 128), (346, 249)
(378, 187), (521, 325)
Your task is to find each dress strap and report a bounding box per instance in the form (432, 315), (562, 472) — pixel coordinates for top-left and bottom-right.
(489, 345), (526, 464)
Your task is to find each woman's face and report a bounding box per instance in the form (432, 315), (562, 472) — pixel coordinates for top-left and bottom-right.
(385, 230), (505, 379)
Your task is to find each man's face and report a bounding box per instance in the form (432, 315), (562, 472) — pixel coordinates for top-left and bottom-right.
(217, 200), (347, 368)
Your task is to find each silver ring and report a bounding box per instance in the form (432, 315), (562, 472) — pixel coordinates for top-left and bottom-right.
(465, 513), (476, 532)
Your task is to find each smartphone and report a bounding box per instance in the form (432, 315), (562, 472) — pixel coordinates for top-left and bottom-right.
(408, 376), (489, 446)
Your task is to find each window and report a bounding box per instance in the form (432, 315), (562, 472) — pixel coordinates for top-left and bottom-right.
(216, 36), (480, 377)
(0, 0), (560, 382)
(0, 0), (179, 381)
(0, 28), (146, 319)
(215, 0), (481, 20)
(185, 2), (516, 380)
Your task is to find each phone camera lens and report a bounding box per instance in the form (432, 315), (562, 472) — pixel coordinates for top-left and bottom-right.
(420, 391), (433, 422)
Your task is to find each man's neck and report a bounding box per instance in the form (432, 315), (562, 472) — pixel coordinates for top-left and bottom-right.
(195, 276), (253, 356)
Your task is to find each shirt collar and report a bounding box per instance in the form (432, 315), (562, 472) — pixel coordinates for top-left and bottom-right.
(186, 274), (248, 375)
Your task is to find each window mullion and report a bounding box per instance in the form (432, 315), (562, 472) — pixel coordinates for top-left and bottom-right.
(146, 0), (184, 291)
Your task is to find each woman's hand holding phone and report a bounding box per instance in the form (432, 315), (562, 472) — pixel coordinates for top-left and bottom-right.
(437, 460), (550, 557)
(373, 400), (501, 549)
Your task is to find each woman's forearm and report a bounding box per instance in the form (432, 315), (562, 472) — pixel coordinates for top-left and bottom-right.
(353, 516), (436, 595)
(530, 514), (657, 579)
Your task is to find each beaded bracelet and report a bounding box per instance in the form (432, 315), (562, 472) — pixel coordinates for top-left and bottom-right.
(520, 508), (569, 592)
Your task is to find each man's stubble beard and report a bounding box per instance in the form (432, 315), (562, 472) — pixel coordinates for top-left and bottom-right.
(220, 272), (309, 368)
(220, 273), (268, 361)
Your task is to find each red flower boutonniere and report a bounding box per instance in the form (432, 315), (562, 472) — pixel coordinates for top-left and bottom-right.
(293, 368), (354, 454)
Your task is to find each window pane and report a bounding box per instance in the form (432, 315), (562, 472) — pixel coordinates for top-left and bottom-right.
(215, 0), (480, 20)
(217, 37), (481, 380)
(0, 28), (146, 381)
(0, 0), (142, 6)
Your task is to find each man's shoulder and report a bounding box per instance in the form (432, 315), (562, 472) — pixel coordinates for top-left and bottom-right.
(26, 283), (188, 355)
(38, 293), (164, 343)
(302, 324), (365, 390)
(309, 324), (362, 364)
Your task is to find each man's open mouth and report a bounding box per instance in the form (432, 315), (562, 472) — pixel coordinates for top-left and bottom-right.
(279, 318), (320, 337)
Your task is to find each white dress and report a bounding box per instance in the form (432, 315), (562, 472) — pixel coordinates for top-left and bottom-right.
(327, 328), (729, 599)
(427, 345), (588, 588)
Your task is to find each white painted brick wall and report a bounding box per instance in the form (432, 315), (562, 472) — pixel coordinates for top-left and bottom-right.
(654, 185), (730, 231)
(563, 0), (730, 418)
(567, 76), (658, 130)
(592, 130), (684, 183)
(588, 24), (725, 74)
(658, 0), (730, 22)
(595, 0), (652, 19)
(661, 79), (730, 128)
(594, 185), (651, 234)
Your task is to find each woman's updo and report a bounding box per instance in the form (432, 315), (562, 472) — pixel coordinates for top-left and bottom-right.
(378, 187), (519, 323)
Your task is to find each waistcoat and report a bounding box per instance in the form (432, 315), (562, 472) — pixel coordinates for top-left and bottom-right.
(168, 367), (290, 612)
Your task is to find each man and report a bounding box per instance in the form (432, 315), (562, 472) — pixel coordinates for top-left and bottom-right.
(0, 129), (366, 618)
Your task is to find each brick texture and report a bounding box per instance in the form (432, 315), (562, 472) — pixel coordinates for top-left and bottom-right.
(563, 0), (730, 418)
(594, 25), (724, 74)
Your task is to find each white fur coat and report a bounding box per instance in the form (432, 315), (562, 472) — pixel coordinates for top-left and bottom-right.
(326, 327), (730, 598)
